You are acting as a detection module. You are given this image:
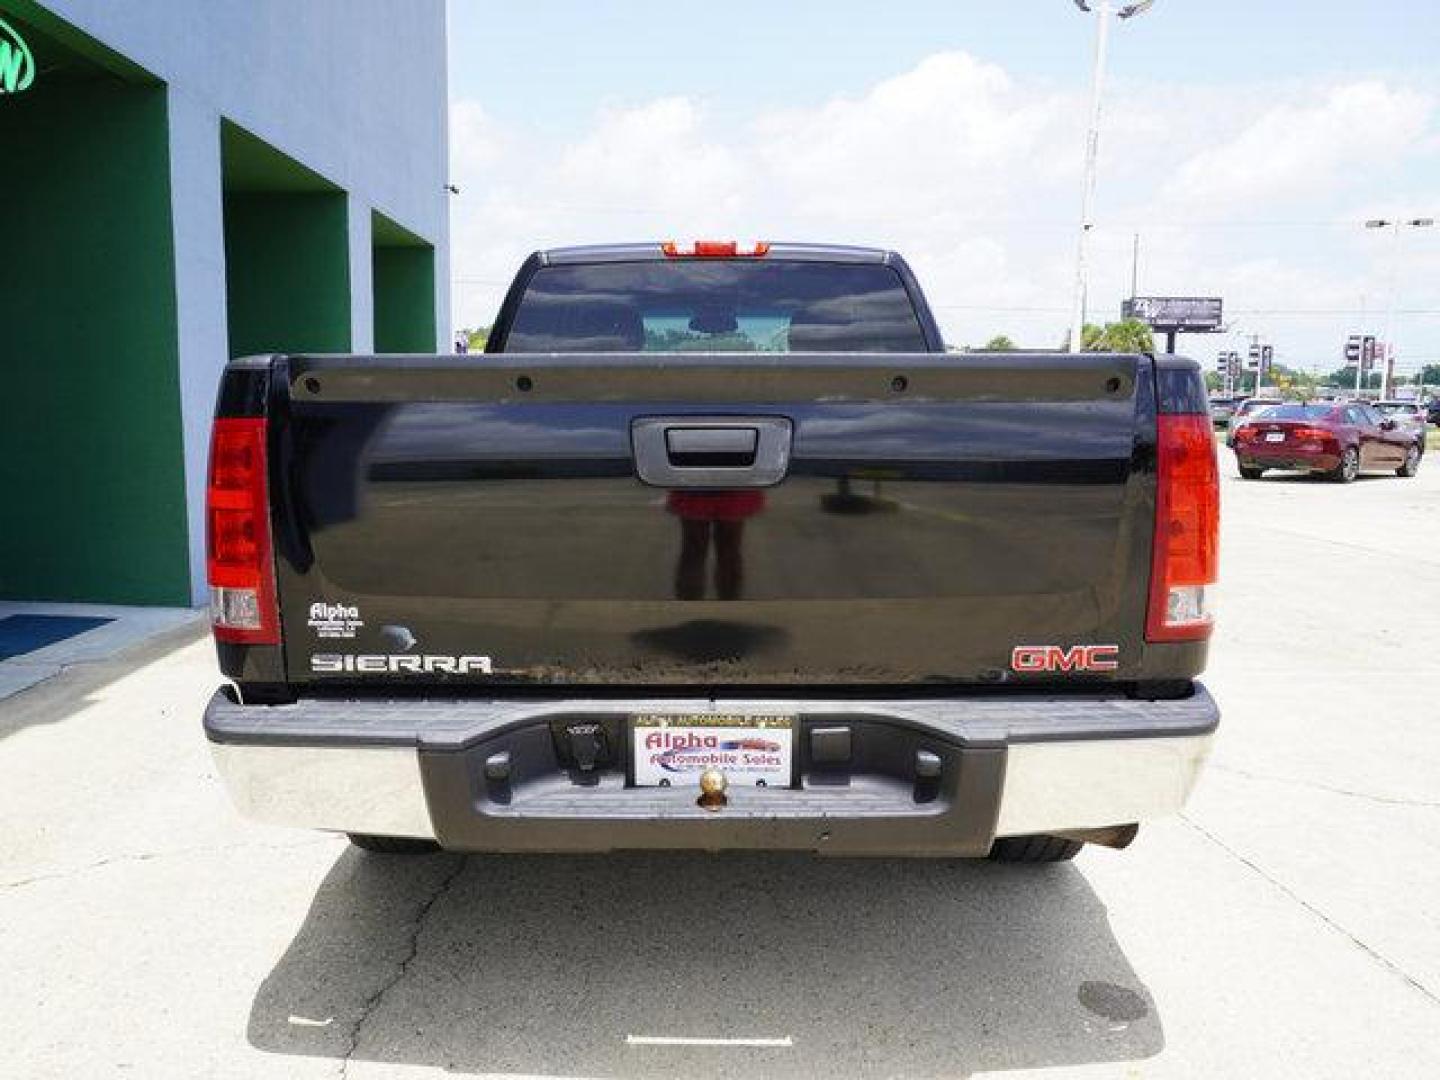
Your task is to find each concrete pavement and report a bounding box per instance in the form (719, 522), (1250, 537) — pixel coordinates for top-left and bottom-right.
(0, 601), (199, 700)
(2, 454), (1438, 1078)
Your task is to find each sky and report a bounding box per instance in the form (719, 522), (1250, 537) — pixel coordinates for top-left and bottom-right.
(445, 0), (1440, 376)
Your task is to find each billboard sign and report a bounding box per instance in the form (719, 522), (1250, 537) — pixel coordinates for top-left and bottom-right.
(1122, 296), (1224, 332)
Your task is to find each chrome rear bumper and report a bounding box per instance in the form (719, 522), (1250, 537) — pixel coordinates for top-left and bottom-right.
(206, 688), (1218, 854)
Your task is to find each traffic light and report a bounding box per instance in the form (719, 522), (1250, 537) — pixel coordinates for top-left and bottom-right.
(1214, 352), (1242, 388)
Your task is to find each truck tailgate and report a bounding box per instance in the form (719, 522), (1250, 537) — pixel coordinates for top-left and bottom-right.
(272, 353), (1154, 687)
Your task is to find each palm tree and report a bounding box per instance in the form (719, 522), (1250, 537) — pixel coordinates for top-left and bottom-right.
(1078, 318), (1155, 352)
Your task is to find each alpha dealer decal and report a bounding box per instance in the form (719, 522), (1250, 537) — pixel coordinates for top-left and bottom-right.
(308, 602), (364, 639)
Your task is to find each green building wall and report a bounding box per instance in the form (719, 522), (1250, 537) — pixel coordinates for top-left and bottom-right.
(0, 15), (445, 608)
(0, 80), (191, 604)
(371, 210), (437, 353)
(223, 193), (353, 358)
(373, 246), (438, 353)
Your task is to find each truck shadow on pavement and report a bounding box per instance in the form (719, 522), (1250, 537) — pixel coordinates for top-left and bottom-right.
(249, 848), (1161, 1078)
(0, 619), (206, 743)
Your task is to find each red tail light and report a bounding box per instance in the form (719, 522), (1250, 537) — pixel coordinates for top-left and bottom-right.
(661, 240), (770, 258)
(206, 418), (279, 645)
(1147, 414), (1219, 642)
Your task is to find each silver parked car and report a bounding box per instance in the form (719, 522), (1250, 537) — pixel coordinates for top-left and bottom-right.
(1225, 398), (1286, 447)
(1209, 395), (1239, 427)
(1372, 400), (1428, 455)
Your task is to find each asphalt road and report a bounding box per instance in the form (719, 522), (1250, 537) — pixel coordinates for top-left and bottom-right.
(3, 450), (1438, 1079)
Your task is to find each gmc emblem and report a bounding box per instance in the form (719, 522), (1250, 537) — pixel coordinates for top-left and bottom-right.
(1011, 644), (1120, 673)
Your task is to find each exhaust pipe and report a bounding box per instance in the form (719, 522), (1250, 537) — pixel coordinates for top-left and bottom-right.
(1052, 823), (1139, 850)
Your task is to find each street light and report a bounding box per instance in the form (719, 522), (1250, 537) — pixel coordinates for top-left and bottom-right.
(1363, 217), (1435, 396)
(1067, 0), (1157, 353)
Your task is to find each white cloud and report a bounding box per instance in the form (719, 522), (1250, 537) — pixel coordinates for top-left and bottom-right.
(449, 100), (508, 178)
(555, 98), (747, 220)
(448, 53), (1439, 364)
(753, 53), (1076, 221)
(1157, 82), (1433, 213)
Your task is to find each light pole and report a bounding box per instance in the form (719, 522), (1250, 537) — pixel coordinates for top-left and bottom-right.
(1067, 0), (1156, 353)
(1364, 217), (1434, 396)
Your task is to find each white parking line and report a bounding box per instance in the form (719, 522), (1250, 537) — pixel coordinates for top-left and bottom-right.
(285, 1014), (333, 1027)
(625, 1034), (794, 1048)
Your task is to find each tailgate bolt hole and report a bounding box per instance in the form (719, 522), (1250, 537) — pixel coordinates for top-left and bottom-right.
(515, 375), (534, 392)
(890, 375), (909, 393)
(484, 751), (512, 784)
(915, 749), (943, 780)
(1105, 376), (1122, 394)
(303, 377), (321, 394)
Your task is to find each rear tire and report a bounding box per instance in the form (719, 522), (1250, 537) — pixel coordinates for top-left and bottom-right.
(1238, 465), (1264, 480)
(988, 835), (1083, 863)
(347, 833), (442, 854)
(1397, 444), (1421, 477)
(1330, 446), (1359, 483)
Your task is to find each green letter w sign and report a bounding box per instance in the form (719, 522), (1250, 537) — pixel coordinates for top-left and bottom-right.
(0, 17), (36, 94)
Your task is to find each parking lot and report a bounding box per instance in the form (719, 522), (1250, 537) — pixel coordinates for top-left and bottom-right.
(2, 454), (1438, 1079)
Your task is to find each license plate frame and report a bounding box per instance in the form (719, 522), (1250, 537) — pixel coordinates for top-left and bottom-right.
(629, 713), (797, 789)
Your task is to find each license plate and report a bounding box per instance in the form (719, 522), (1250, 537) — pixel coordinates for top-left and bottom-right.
(630, 713), (794, 788)
(1264, 432), (1285, 443)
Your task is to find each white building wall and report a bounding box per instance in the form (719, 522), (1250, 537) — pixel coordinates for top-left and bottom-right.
(41, 0), (451, 603)
(347, 199), (376, 354)
(165, 88), (233, 606)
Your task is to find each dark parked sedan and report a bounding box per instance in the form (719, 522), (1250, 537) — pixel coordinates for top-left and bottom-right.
(1232, 402), (1423, 482)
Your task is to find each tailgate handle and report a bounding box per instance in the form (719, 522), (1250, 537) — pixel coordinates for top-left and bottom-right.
(665, 426), (758, 466)
(632, 416), (792, 488)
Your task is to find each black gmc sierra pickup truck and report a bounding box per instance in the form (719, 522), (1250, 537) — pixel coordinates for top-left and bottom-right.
(203, 240), (1220, 863)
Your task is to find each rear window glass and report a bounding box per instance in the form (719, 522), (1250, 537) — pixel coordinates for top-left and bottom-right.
(1373, 402), (1418, 416)
(1254, 405), (1333, 420)
(500, 260), (928, 353)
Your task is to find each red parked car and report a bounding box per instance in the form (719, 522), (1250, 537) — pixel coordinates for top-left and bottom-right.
(1232, 401), (1424, 482)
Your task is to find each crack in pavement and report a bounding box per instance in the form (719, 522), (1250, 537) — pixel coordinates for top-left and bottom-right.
(1181, 813), (1440, 1009)
(0, 837), (337, 890)
(337, 855), (468, 1078)
(1207, 763), (1440, 809)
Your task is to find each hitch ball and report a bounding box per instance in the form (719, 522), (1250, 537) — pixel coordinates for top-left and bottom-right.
(697, 768), (728, 811)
